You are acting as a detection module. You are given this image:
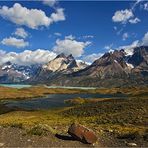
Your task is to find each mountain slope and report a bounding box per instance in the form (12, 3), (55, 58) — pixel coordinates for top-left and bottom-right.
(30, 53), (88, 83)
(0, 62), (40, 83)
(45, 46), (148, 87)
(1, 46), (147, 87)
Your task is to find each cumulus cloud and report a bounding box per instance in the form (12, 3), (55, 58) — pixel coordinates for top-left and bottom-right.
(112, 9), (140, 24)
(14, 28), (28, 38)
(0, 3), (65, 29)
(82, 53), (103, 63)
(122, 32), (129, 41)
(50, 8), (65, 22)
(43, 0), (57, 7)
(1, 37), (29, 48)
(118, 40), (140, 50)
(53, 37), (91, 57)
(0, 49), (57, 65)
(129, 17), (140, 24)
(112, 9), (133, 23)
(142, 32), (148, 46)
(115, 32), (148, 50)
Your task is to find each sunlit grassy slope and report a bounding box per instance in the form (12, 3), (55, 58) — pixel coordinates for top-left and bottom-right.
(0, 86), (147, 100)
(0, 86), (147, 139)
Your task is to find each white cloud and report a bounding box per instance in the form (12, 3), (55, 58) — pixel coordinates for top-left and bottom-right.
(112, 9), (133, 23)
(116, 32), (148, 51)
(142, 32), (148, 46)
(65, 35), (75, 40)
(43, 0), (57, 7)
(82, 35), (94, 39)
(112, 9), (140, 24)
(118, 40), (140, 50)
(82, 53), (103, 63)
(14, 28), (28, 38)
(54, 32), (61, 36)
(0, 49), (57, 65)
(0, 3), (65, 29)
(129, 17), (140, 24)
(122, 32), (129, 41)
(1, 37), (29, 48)
(144, 2), (148, 11)
(50, 8), (65, 22)
(53, 37), (91, 57)
(109, 40), (140, 56)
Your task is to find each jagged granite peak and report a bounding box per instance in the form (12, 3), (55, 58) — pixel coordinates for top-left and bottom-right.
(92, 50), (126, 68)
(67, 54), (75, 60)
(42, 53), (85, 73)
(2, 46), (147, 87)
(45, 46), (148, 87)
(30, 53), (89, 83)
(55, 53), (67, 58)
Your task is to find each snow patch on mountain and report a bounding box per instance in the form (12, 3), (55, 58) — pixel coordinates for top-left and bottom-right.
(124, 48), (134, 56)
(126, 62), (134, 69)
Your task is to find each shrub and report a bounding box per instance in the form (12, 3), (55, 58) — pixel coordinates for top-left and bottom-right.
(27, 126), (48, 136)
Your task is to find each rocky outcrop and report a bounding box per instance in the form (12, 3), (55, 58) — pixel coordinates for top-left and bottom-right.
(46, 46), (148, 87)
(68, 123), (98, 144)
(31, 53), (88, 83)
(0, 62), (40, 83)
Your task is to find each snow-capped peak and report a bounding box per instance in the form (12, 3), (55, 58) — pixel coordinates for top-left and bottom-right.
(124, 48), (134, 56)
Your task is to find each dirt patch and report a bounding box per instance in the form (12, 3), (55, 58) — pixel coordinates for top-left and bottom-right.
(0, 126), (95, 147)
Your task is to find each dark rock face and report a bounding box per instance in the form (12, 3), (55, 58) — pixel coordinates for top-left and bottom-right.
(44, 46), (148, 87)
(128, 46), (148, 76)
(128, 46), (148, 67)
(0, 62), (41, 83)
(68, 123), (98, 144)
(71, 50), (129, 78)
(2, 46), (147, 87)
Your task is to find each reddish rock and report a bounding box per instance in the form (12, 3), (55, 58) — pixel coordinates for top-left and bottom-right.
(68, 123), (98, 144)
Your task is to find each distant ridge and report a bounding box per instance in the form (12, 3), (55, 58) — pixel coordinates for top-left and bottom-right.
(0, 46), (148, 87)
(36, 46), (147, 87)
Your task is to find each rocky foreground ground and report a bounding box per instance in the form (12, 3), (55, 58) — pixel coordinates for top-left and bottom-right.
(0, 126), (147, 147)
(0, 87), (147, 147)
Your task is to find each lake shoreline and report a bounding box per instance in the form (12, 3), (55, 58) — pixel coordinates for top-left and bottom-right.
(0, 93), (147, 147)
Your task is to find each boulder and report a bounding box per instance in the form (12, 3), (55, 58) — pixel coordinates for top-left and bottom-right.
(126, 142), (137, 147)
(68, 123), (97, 144)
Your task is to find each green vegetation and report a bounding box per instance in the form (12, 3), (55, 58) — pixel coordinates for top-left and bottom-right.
(27, 125), (48, 136)
(0, 86), (147, 141)
(64, 97), (112, 105)
(0, 85), (147, 100)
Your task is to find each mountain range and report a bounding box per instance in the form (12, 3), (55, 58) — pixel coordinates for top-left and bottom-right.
(0, 62), (40, 83)
(0, 46), (147, 87)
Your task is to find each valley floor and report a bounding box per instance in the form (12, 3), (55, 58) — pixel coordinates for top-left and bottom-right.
(0, 86), (147, 147)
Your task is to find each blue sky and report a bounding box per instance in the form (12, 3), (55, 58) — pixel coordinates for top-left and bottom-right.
(0, 0), (148, 65)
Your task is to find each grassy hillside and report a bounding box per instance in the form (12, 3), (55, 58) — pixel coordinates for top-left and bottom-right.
(0, 86), (147, 100)
(0, 86), (147, 146)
